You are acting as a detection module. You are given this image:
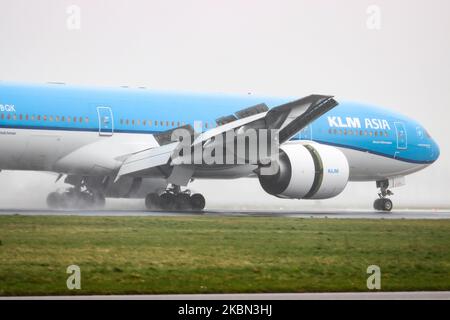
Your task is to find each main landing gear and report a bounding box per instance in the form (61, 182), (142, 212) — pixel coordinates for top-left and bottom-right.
(145, 185), (205, 211)
(373, 180), (394, 212)
(47, 188), (105, 210)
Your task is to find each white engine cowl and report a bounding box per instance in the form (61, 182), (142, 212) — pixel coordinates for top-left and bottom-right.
(258, 143), (349, 199)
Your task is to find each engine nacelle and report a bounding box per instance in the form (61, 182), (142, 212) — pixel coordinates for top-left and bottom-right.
(259, 143), (349, 199)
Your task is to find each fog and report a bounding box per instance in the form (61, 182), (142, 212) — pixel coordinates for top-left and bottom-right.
(0, 0), (449, 210)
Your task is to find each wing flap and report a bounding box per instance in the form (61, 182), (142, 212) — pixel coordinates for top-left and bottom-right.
(114, 142), (178, 181)
(265, 95), (338, 143)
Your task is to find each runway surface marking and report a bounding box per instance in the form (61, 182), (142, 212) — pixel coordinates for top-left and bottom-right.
(0, 208), (449, 219)
(1, 291), (450, 300)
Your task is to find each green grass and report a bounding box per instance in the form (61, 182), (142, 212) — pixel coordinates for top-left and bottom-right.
(0, 215), (449, 295)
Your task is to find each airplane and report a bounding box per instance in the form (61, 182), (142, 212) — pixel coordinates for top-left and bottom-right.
(0, 82), (440, 212)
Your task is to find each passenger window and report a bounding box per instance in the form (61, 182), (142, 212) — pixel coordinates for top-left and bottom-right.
(85, 117), (89, 123)
(67, 116), (71, 122)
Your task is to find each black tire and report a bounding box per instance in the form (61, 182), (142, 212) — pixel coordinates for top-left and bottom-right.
(382, 198), (393, 212)
(373, 198), (381, 210)
(190, 193), (205, 211)
(47, 192), (61, 209)
(176, 193), (192, 211)
(160, 192), (176, 210)
(145, 193), (161, 210)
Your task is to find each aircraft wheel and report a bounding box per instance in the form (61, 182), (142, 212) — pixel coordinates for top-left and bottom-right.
(160, 192), (176, 211)
(381, 198), (393, 212)
(190, 193), (205, 211)
(145, 193), (161, 210)
(176, 193), (192, 211)
(373, 198), (382, 210)
(373, 198), (393, 212)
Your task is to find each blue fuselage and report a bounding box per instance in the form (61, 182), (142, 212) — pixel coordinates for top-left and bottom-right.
(0, 82), (440, 166)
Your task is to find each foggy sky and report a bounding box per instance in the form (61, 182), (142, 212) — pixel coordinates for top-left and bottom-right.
(0, 0), (449, 209)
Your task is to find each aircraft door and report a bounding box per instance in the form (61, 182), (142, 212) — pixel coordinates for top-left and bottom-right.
(97, 107), (114, 136)
(394, 122), (407, 150)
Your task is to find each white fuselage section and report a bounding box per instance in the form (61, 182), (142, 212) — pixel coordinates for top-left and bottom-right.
(0, 128), (426, 182)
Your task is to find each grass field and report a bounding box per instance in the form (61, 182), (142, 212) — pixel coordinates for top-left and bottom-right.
(0, 215), (450, 295)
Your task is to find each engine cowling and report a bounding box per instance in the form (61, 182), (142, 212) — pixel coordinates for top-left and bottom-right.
(258, 143), (349, 199)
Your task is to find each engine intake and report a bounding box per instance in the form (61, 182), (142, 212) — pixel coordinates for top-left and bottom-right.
(259, 143), (349, 199)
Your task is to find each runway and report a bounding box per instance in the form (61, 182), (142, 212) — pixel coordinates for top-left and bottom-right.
(1, 291), (450, 300)
(0, 208), (449, 219)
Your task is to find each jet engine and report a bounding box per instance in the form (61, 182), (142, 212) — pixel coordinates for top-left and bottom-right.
(258, 143), (349, 199)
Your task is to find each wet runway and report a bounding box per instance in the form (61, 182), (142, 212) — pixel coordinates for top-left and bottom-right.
(0, 208), (449, 219)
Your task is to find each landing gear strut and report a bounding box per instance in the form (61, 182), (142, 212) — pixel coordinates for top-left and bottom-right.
(373, 180), (393, 212)
(145, 185), (205, 211)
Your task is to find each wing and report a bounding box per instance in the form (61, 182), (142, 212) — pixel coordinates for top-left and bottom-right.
(192, 94), (336, 147)
(114, 94), (338, 182)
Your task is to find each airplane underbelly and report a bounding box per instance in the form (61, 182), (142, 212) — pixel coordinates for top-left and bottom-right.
(340, 147), (426, 181)
(0, 128), (28, 169)
(24, 134), (63, 170)
(0, 129), (98, 171)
